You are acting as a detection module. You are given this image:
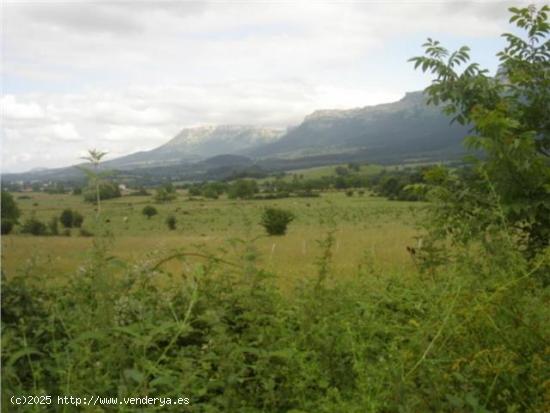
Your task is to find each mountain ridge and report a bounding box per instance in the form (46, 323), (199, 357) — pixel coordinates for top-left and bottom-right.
(1, 90), (470, 183)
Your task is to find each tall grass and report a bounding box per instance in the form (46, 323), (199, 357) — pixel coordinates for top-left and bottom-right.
(2, 228), (548, 412)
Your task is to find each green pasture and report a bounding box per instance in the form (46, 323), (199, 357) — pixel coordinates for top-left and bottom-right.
(1, 190), (423, 288)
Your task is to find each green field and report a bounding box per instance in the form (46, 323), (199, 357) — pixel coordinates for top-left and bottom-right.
(2, 190), (421, 288)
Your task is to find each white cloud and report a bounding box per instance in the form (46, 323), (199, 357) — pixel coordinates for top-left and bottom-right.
(46, 123), (82, 142)
(3, 0), (541, 172)
(1, 95), (45, 120)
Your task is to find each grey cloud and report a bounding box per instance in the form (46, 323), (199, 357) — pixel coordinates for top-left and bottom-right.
(22, 3), (143, 35)
(13, 1), (209, 36)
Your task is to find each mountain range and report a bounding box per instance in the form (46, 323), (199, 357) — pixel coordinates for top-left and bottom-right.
(2, 91), (470, 184)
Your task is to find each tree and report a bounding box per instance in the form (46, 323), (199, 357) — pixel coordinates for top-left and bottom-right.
(83, 182), (121, 203)
(261, 207), (295, 236)
(142, 205), (158, 219)
(60, 209), (74, 228)
(154, 185), (177, 203)
(228, 179), (258, 199)
(409, 4), (550, 256)
(1, 191), (21, 234)
(60, 209), (84, 228)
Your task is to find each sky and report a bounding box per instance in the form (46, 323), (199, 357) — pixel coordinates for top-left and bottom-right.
(0, 0), (538, 172)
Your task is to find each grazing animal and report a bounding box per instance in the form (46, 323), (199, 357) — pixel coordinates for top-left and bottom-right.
(123, 216), (128, 223)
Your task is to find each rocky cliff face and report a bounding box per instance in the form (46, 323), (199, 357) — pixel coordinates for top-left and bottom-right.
(248, 91), (468, 160)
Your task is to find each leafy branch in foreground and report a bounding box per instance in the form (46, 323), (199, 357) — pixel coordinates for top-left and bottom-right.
(410, 4), (550, 258)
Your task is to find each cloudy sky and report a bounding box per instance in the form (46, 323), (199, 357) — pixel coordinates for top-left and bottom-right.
(1, 0), (536, 172)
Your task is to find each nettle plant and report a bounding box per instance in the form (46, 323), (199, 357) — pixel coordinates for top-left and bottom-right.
(410, 5), (550, 258)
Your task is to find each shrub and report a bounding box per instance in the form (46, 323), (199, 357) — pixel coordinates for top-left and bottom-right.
(72, 212), (84, 228)
(60, 209), (84, 228)
(21, 218), (48, 235)
(228, 179), (258, 199)
(260, 207), (294, 235)
(60, 209), (74, 228)
(345, 189), (354, 197)
(1, 220), (14, 235)
(166, 215), (177, 230)
(155, 188), (177, 203)
(142, 205), (158, 219)
(1, 191), (20, 229)
(83, 182), (121, 203)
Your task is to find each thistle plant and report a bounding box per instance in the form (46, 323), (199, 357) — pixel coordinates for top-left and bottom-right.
(79, 149), (108, 218)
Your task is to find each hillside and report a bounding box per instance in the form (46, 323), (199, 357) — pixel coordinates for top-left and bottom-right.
(1, 91), (471, 184)
(248, 91), (469, 161)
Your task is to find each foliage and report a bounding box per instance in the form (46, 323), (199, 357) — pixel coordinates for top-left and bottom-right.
(166, 215), (177, 230)
(79, 149), (114, 218)
(20, 217), (48, 236)
(227, 179), (259, 199)
(142, 205), (158, 219)
(60, 209), (73, 228)
(260, 207), (295, 235)
(155, 183), (177, 203)
(1, 221), (14, 235)
(45, 183), (67, 194)
(368, 168), (427, 201)
(83, 182), (121, 203)
(60, 209), (84, 228)
(1, 191), (20, 234)
(1, 237), (548, 412)
(72, 211), (84, 228)
(410, 4), (550, 256)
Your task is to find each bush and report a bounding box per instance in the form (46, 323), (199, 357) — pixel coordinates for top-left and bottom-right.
(142, 205), (158, 219)
(228, 179), (258, 199)
(260, 207), (294, 235)
(1, 191), (20, 229)
(1, 220), (14, 235)
(155, 187), (177, 203)
(60, 209), (84, 228)
(345, 189), (354, 197)
(166, 215), (177, 230)
(72, 212), (84, 228)
(21, 218), (48, 235)
(83, 182), (121, 203)
(60, 209), (74, 228)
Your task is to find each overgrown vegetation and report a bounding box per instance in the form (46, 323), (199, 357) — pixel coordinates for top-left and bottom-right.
(410, 4), (549, 259)
(1, 5), (548, 412)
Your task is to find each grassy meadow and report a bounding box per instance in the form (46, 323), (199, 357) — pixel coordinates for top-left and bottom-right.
(2, 169), (548, 412)
(2, 189), (421, 288)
